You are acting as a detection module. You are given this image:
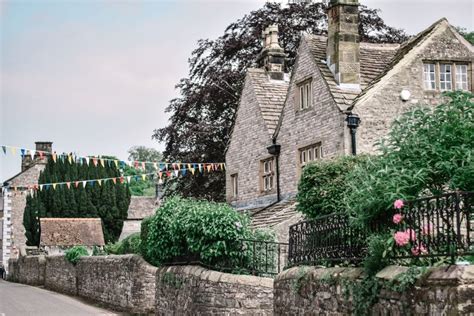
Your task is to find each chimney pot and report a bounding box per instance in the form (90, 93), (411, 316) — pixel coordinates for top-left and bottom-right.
(258, 24), (286, 80)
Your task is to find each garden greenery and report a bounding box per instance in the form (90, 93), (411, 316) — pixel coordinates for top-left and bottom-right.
(104, 233), (141, 255)
(297, 155), (366, 218)
(345, 91), (473, 227)
(65, 246), (89, 265)
(141, 196), (274, 273)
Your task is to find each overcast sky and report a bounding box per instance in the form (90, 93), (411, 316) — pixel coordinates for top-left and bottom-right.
(1, 0), (473, 181)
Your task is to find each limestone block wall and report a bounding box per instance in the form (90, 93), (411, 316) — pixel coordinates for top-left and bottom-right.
(274, 265), (474, 315)
(76, 255), (157, 314)
(8, 256), (46, 286)
(44, 255), (77, 295)
(155, 265), (274, 315)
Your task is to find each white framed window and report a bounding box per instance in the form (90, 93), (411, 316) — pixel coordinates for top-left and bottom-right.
(261, 158), (274, 192)
(297, 79), (312, 110)
(423, 63), (436, 90)
(230, 174), (238, 198)
(439, 64), (452, 91)
(456, 64), (468, 90)
(299, 143), (322, 168)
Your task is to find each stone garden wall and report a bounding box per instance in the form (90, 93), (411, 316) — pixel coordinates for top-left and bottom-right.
(274, 265), (474, 315)
(77, 255), (157, 314)
(155, 265), (274, 315)
(8, 254), (273, 315)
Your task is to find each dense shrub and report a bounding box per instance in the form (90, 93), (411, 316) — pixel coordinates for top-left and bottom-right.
(105, 233), (141, 255)
(65, 246), (89, 265)
(345, 91), (474, 226)
(297, 155), (366, 218)
(141, 196), (274, 272)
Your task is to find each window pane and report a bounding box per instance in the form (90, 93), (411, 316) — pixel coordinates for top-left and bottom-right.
(306, 84), (311, 108)
(308, 148), (313, 161)
(440, 64), (452, 91)
(456, 65), (468, 90)
(423, 63), (436, 90)
(300, 86), (304, 109)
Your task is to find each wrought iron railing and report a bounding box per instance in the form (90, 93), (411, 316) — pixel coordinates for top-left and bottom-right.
(163, 239), (289, 277)
(288, 192), (474, 267)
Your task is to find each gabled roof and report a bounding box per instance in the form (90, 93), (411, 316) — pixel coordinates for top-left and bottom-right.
(305, 35), (399, 111)
(127, 196), (157, 220)
(247, 68), (289, 136)
(40, 218), (105, 246)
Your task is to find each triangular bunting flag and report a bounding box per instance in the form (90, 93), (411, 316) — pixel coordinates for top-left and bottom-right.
(158, 178), (163, 184)
(207, 164), (212, 172)
(100, 159), (105, 167)
(68, 154), (73, 164)
(181, 169), (186, 176)
(174, 170), (179, 177)
(98, 179), (102, 186)
(30, 150), (35, 160)
(119, 177), (125, 184)
(52, 152), (57, 162)
(112, 178), (117, 184)
(190, 168), (195, 175)
(52, 183), (57, 190)
(141, 162), (146, 169)
(114, 160), (119, 168)
(75, 181), (79, 188)
(66, 182), (71, 189)
(127, 176), (132, 183)
(39, 184), (43, 191)
(11, 147), (17, 155)
(93, 158), (98, 167)
(20, 148), (26, 157)
(82, 181), (87, 188)
(153, 163), (158, 170)
(85, 157), (90, 165)
(142, 174), (147, 181)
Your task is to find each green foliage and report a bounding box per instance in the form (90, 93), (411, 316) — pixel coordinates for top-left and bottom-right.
(364, 234), (392, 276)
(386, 266), (428, 293)
(297, 156), (366, 218)
(23, 155), (131, 245)
(65, 246), (89, 265)
(125, 146), (162, 196)
(91, 245), (107, 256)
(345, 91), (474, 226)
(456, 26), (474, 45)
(141, 196), (273, 274)
(105, 233), (141, 255)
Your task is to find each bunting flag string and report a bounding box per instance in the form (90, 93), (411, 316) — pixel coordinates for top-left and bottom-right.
(1, 161), (223, 196)
(0, 144), (226, 172)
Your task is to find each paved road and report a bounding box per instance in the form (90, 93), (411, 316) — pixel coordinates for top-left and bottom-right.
(0, 280), (117, 316)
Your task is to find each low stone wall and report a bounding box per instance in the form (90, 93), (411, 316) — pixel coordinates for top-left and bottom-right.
(44, 255), (77, 295)
(274, 265), (474, 315)
(155, 266), (274, 315)
(77, 255), (157, 314)
(8, 255), (45, 286)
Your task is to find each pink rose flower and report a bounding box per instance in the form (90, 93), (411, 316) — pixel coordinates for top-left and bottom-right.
(405, 228), (417, 242)
(393, 213), (403, 224)
(394, 231), (410, 246)
(394, 199), (404, 209)
(422, 224), (434, 236)
(411, 243), (428, 256)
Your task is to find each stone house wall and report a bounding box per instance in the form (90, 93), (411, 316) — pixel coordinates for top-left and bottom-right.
(274, 265), (474, 315)
(225, 70), (278, 209)
(277, 39), (346, 198)
(7, 255), (45, 286)
(155, 265), (274, 315)
(355, 21), (474, 154)
(3, 163), (45, 264)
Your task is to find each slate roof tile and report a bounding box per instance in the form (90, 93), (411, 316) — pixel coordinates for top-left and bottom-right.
(40, 218), (105, 246)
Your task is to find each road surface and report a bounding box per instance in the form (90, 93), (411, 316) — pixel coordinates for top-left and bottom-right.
(0, 280), (117, 315)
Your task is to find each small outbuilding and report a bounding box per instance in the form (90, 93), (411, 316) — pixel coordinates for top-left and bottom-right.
(40, 218), (105, 255)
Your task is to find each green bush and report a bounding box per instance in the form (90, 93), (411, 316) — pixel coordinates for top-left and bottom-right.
(345, 91), (474, 227)
(297, 155), (365, 218)
(65, 246), (89, 265)
(104, 233), (141, 255)
(141, 196), (273, 272)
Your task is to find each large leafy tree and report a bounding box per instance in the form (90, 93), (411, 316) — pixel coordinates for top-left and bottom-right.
(125, 146), (162, 196)
(24, 155), (131, 245)
(153, 2), (409, 201)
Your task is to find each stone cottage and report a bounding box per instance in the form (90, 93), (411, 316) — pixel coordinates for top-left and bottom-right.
(40, 218), (105, 255)
(225, 0), (473, 242)
(119, 196), (157, 241)
(1, 142), (53, 266)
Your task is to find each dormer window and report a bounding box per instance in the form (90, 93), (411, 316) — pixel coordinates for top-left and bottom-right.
(423, 62), (470, 92)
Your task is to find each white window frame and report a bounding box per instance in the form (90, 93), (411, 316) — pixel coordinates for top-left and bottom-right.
(439, 64), (452, 91)
(456, 64), (468, 91)
(423, 63), (436, 90)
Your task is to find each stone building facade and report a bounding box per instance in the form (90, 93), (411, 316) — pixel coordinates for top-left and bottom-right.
(225, 0), (473, 225)
(1, 142), (52, 268)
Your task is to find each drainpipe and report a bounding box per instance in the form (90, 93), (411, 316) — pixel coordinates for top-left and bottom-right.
(267, 140), (281, 202)
(345, 113), (361, 155)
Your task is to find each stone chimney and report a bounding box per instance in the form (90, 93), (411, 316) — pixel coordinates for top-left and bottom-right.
(258, 25), (286, 80)
(326, 0), (360, 90)
(21, 141), (53, 172)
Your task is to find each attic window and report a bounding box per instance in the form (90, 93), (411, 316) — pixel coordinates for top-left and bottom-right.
(296, 78), (312, 110)
(260, 157), (274, 193)
(299, 143), (322, 169)
(423, 62), (470, 92)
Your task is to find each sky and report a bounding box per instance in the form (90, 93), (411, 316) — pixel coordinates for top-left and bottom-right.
(1, 0), (473, 182)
